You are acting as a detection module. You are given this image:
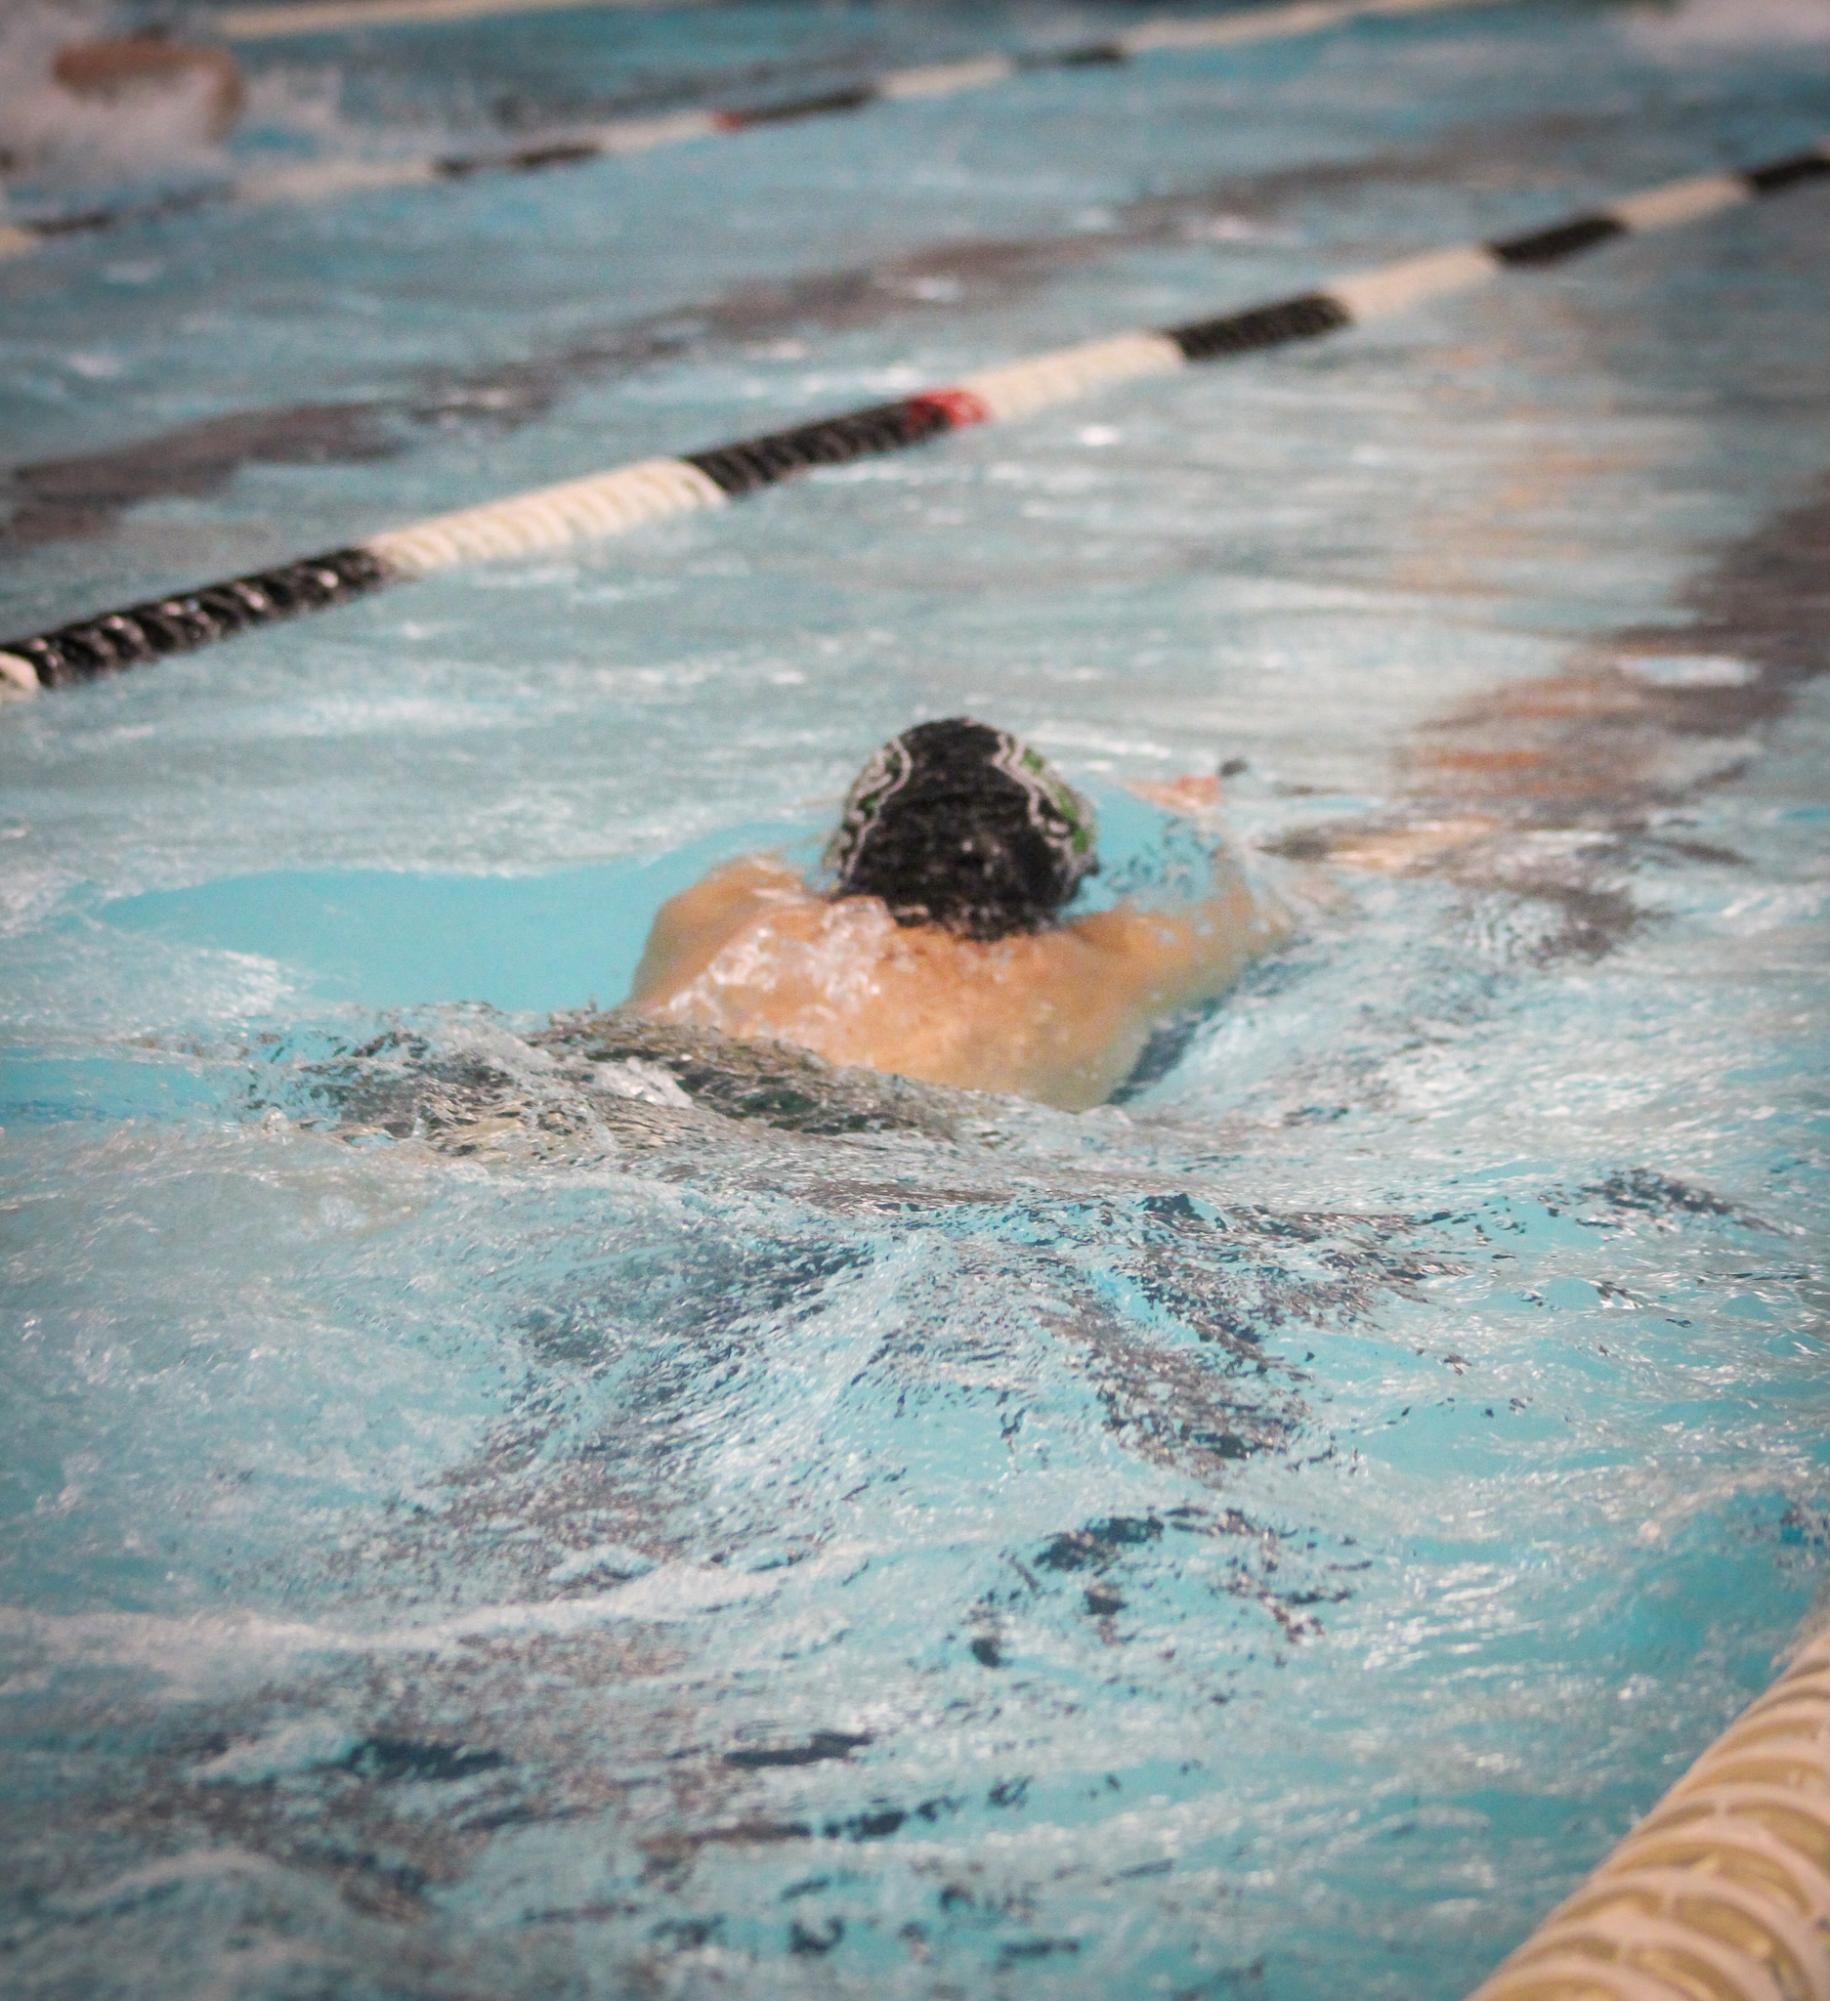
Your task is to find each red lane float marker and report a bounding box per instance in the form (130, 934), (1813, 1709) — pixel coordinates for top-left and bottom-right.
(2, 141), (1824, 695)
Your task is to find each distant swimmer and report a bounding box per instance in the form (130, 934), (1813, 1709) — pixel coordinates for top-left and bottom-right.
(627, 718), (1284, 1111)
(54, 33), (245, 138)
(0, 30), (245, 172)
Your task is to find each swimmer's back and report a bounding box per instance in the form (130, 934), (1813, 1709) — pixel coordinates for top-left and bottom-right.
(628, 855), (1273, 1110)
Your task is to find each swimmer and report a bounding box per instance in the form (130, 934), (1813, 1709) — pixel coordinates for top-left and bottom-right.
(54, 33), (245, 139)
(627, 718), (1284, 1111)
(1, 31), (246, 171)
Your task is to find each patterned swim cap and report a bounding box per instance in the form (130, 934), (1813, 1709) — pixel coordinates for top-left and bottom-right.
(826, 718), (1097, 940)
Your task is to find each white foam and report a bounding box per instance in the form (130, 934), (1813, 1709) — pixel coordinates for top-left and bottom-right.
(546, 1540), (657, 1585)
(0, 1564), (789, 1693)
(596, 1057), (695, 1107)
(49, 1846), (300, 1917)
(1622, 653), (1758, 688)
(190, 1716), (355, 1783)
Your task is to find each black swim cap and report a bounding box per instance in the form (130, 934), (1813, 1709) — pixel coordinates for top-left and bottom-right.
(826, 718), (1097, 942)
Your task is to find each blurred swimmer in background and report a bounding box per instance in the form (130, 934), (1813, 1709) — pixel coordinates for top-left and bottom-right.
(628, 717), (1283, 1110)
(1, 24), (244, 172)
(51, 33), (245, 138)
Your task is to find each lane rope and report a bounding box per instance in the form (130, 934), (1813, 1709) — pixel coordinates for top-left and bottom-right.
(0, 0), (1491, 259)
(1463, 1624), (1830, 2001)
(217, 0), (718, 36)
(3, 139), (1824, 697)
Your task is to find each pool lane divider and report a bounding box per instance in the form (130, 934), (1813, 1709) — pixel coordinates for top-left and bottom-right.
(217, 0), (717, 37)
(1463, 1622), (1830, 2001)
(3, 140), (1825, 698)
(0, 0), (1491, 260)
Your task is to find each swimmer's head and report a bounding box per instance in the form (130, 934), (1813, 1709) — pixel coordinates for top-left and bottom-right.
(826, 717), (1097, 941)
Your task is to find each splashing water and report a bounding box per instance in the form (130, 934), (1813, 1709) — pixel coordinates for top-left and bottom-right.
(2, 1), (1829, 1997)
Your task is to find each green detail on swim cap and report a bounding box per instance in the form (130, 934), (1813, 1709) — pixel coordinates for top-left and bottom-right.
(990, 730), (1097, 878)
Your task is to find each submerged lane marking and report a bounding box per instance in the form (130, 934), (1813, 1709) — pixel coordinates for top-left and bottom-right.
(2, 139), (1824, 696)
(0, 0), (1505, 259)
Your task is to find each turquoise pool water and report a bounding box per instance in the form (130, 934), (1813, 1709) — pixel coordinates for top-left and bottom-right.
(2, 2), (1828, 1996)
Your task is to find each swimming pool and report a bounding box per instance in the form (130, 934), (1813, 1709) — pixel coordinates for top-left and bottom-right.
(2, 1), (1828, 1995)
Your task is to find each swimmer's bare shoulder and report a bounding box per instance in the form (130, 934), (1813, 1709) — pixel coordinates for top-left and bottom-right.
(1066, 859), (1276, 1015)
(1070, 779), (1288, 1009)
(628, 854), (800, 1001)
(626, 846), (1279, 1109)
(620, 744), (1285, 1109)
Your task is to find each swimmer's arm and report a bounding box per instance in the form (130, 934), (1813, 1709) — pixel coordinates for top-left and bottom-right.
(1072, 857), (1283, 1017)
(1276, 815), (1503, 876)
(627, 854), (799, 1002)
(1062, 772), (1281, 1013)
